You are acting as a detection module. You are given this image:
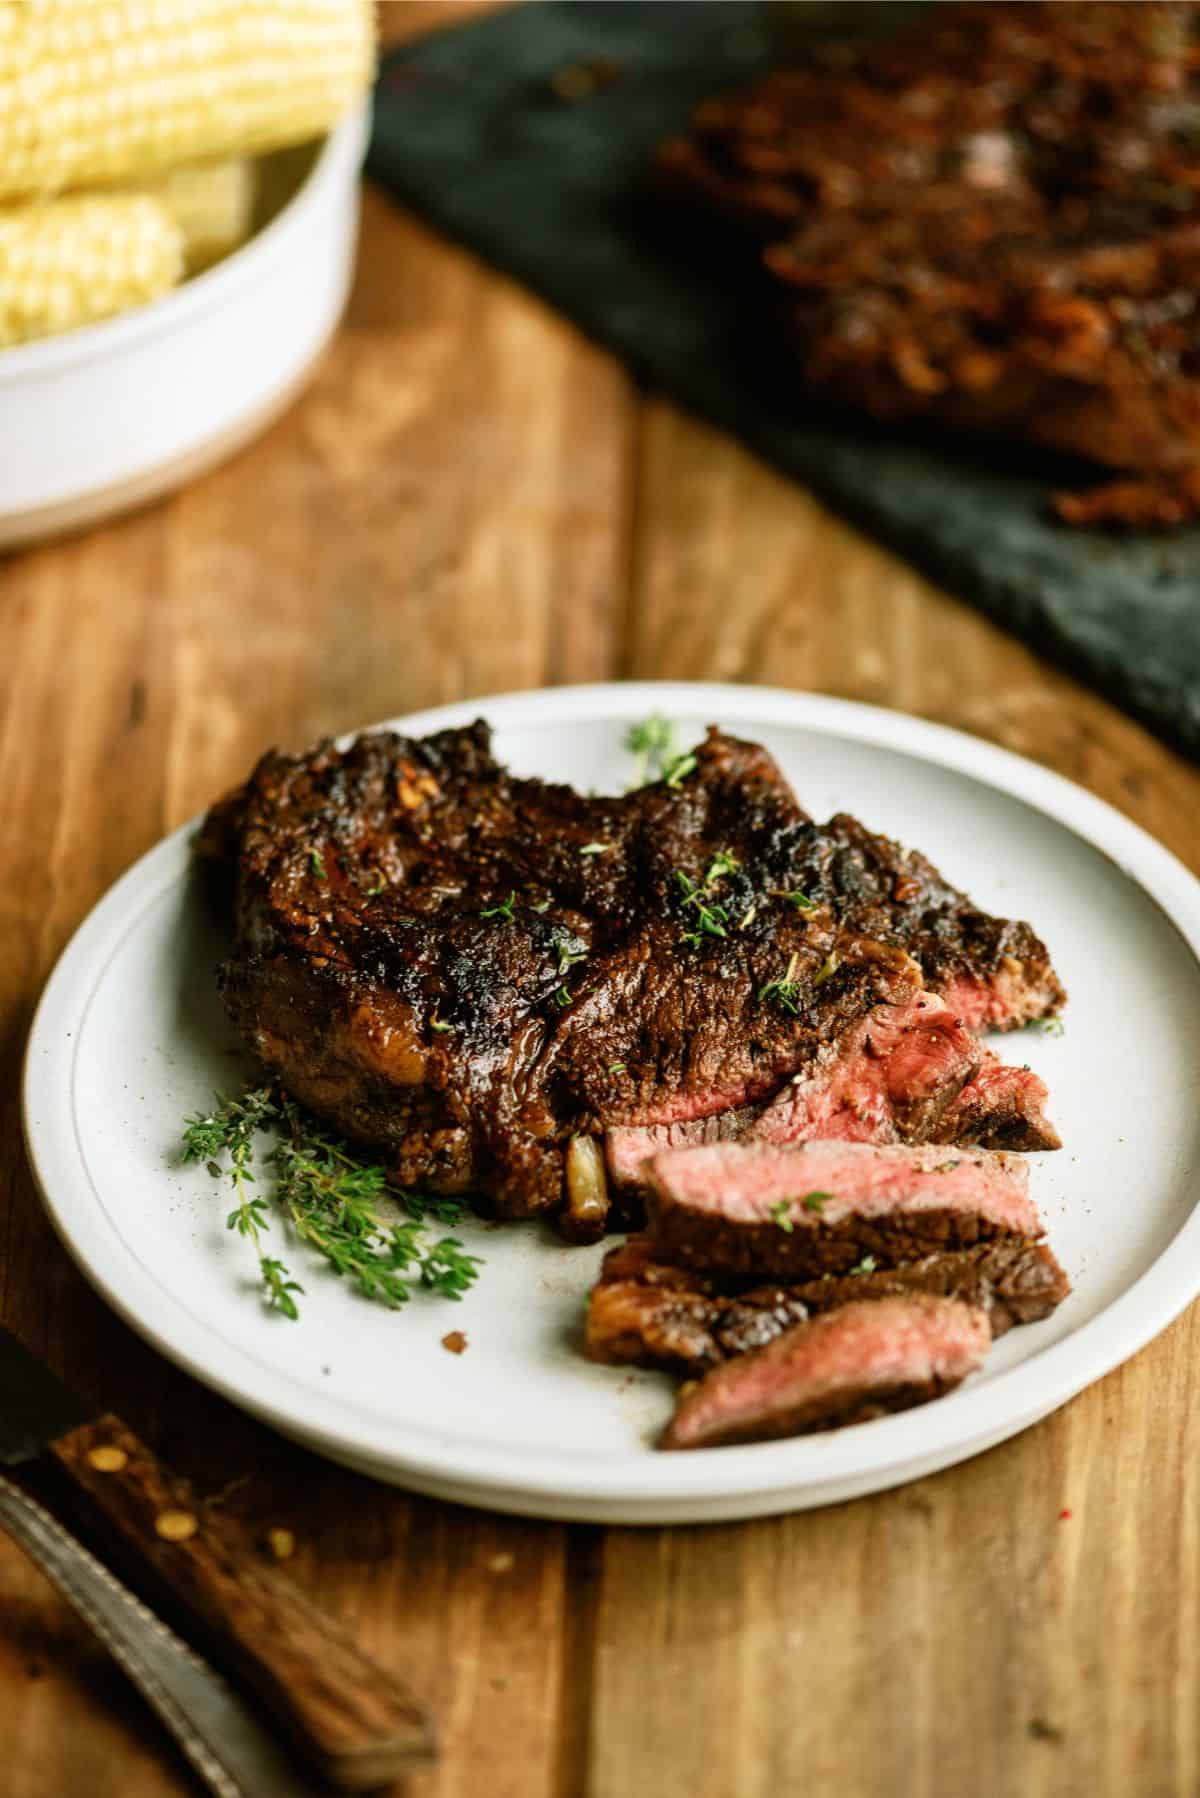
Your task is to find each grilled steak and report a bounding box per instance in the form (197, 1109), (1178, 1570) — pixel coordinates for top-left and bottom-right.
(202, 723), (1060, 1234)
(660, 1294), (991, 1449)
(586, 1231), (1069, 1376)
(654, 2), (1200, 524)
(654, 4), (1193, 246)
(608, 996), (1058, 1193)
(644, 1140), (1041, 1280)
(781, 814), (1064, 1031)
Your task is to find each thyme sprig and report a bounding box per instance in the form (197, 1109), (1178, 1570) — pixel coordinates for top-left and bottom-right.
(626, 714), (674, 785)
(773, 888), (817, 913)
(677, 851), (740, 950)
(664, 751), (698, 788)
(625, 715), (698, 790)
(480, 891), (517, 921)
(181, 1086), (482, 1320)
(760, 951), (803, 1014)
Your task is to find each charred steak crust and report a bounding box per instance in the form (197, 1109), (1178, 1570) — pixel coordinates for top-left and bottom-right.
(781, 814), (1065, 1030)
(586, 1232), (1070, 1376)
(203, 723), (1062, 1229)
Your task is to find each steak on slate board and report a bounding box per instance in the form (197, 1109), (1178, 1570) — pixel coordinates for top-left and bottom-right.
(201, 722), (1062, 1236)
(654, 1), (1200, 525)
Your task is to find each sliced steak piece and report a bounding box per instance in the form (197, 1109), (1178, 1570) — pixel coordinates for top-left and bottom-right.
(749, 991), (982, 1145)
(606, 993), (1059, 1193)
(930, 1054), (1060, 1151)
(586, 1233), (1069, 1375)
(644, 1140), (1040, 1280)
(660, 1295), (991, 1449)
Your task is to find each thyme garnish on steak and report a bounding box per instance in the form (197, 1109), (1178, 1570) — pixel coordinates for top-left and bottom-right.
(626, 714), (673, 784)
(480, 891), (517, 921)
(677, 850), (740, 950)
(625, 714), (698, 789)
(181, 1085), (483, 1320)
(759, 951), (802, 1014)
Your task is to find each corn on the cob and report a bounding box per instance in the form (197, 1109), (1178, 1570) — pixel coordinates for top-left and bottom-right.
(0, 0), (375, 201)
(0, 193), (184, 346)
(155, 157), (257, 272)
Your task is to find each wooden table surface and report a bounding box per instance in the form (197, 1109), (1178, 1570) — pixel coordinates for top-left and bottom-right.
(4, 7), (1200, 1795)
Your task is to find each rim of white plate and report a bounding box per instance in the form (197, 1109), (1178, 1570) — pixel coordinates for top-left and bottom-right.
(22, 683), (1200, 1505)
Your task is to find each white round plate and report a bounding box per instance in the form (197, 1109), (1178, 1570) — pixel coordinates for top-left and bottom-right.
(23, 684), (1200, 1524)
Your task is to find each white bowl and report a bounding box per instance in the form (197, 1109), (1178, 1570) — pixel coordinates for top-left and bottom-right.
(0, 106), (369, 549)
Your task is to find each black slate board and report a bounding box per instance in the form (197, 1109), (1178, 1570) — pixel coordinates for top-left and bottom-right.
(367, 0), (1200, 758)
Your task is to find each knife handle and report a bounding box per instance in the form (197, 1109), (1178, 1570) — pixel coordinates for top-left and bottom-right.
(0, 1472), (338, 1798)
(48, 1414), (435, 1791)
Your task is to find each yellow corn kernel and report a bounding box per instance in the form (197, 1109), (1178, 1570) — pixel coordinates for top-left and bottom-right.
(155, 157), (257, 273)
(0, 193), (184, 346)
(0, 0), (375, 201)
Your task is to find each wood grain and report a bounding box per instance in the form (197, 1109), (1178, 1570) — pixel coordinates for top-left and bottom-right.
(49, 1414), (434, 1788)
(2, 6), (1199, 1796)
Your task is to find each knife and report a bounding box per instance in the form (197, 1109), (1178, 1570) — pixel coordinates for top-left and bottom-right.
(0, 1325), (436, 1790)
(0, 1472), (358, 1798)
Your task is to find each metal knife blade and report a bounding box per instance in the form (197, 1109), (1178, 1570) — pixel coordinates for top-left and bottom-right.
(0, 1324), (95, 1464)
(0, 1472), (342, 1798)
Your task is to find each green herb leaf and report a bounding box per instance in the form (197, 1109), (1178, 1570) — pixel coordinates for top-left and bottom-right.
(365, 872), (386, 897)
(308, 849), (326, 881)
(801, 1191), (832, 1213)
(429, 1014), (453, 1034)
(554, 936), (587, 977)
(1041, 1015), (1066, 1037)
(676, 855), (738, 950)
(625, 714), (677, 787)
(180, 1085), (484, 1320)
(760, 951), (803, 1014)
(607, 1061), (626, 1075)
(768, 1198), (794, 1234)
(848, 1255), (877, 1276)
(579, 842), (612, 857)
(775, 888), (817, 912)
(480, 891), (517, 921)
(663, 751), (698, 788)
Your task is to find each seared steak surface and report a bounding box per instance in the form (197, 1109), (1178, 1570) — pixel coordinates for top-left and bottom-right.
(587, 1231), (1070, 1376)
(202, 723), (1062, 1231)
